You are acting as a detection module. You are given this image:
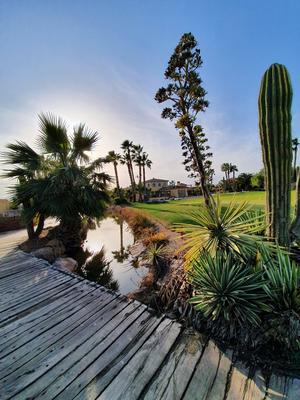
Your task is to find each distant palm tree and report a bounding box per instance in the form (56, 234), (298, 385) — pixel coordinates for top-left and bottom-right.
(121, 140), (136, 201)
(106, 150), (121, 196)
(230, 164), (238, 180)
(292, 138), (299, 181)
(132, 144), (143, 201)
(141, 152), (152, 191)
(221, 163), (230, 180)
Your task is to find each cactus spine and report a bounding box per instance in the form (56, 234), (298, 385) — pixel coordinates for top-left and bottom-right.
(258, 63), (293, 246)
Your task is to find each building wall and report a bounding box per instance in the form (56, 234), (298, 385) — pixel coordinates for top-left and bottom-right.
(0, 199), (10, 212)
(145, 180), (169, 192)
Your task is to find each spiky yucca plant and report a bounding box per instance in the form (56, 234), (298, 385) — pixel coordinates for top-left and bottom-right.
(144, 243), (168, 268)
(175, 198), (268, 266)
(188, 252), (269, 328)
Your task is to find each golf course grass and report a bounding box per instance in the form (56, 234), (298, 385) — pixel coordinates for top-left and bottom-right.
(132, 191), (296, 225)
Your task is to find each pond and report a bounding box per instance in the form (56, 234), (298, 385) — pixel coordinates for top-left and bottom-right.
(72, 217), (148, 295)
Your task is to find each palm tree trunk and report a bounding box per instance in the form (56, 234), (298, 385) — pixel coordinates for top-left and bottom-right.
(129, 161), (136, 202)
(35, 214), (45, 236)
(138, 164), (142, 201)
(113, 162), (121, 196)
(143, 165), (146, 201)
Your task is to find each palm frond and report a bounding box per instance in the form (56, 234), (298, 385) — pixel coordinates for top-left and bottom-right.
(71, 124), (98, 163)
(38, 112), (70, 163)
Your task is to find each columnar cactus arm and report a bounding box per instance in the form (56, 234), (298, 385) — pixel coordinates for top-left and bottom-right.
(258, 63), (293, 246)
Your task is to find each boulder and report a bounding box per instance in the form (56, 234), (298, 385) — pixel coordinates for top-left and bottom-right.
(46, 239), (66, 257)
(31, 247), (56, 263)
(53, 257), (78, 272)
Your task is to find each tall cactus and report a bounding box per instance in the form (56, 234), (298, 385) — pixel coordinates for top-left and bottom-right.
(258, 63), (293, 246)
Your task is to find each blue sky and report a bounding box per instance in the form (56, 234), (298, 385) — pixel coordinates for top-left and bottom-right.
(0, 0), (299, 197)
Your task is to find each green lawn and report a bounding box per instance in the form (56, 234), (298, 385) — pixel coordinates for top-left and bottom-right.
(132, 191), (296, 225)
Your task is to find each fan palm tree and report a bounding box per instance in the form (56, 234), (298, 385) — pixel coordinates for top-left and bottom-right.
(106, 150), (121, 196)
(1, 142), (50, 238)
(121, 140), (136, 201)
(4, 113), (111, 247)
(230, 164), (238, 180)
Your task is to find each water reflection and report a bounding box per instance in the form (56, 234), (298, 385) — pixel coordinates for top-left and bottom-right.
(77, 247), (119, 291)
(73, 216), (148, 294)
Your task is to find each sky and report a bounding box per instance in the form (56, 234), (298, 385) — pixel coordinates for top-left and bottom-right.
(0, 0), (300, 198)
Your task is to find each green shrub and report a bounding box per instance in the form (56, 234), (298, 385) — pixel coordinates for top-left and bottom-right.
(188, 252), (269, 329)
(175, 198), (269, 266)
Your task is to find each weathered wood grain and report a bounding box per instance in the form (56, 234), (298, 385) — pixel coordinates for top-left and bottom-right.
(99, 318), (182, 400)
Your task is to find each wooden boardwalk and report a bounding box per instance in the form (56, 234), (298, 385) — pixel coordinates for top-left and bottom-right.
(0, 239), (299, 399)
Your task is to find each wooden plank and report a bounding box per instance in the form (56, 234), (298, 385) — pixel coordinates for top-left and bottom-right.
(0, 298), (133, 398)
(99, 318), (182, 400)
(0, 253), (31, 268)
(201, 351), (233, 400)
(0, 281), (99, 345)
(72, 314), (163, 400)
(0, 258), (46, 277)
(224, 362), (249, 400)
(266, 375), (292, 400)
(0, 290), (116, 379)
(143, 329), (204, 400)
(0, 277), (79, 326)
(242, 370), (267, 400)
(20, 304), (148, 399)
(0, 285), (108, 357)
(0, 273), (74, 313)
(182, 341), (231, 400)
(0, 270), (68, 304)
(0, 268), (70, 298)
(0, 253), (41, 269)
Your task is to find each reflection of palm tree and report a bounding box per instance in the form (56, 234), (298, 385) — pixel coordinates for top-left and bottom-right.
(76, 246), (119, 291)
(112, 249), (130, 263)
(111, 217), (130, 262)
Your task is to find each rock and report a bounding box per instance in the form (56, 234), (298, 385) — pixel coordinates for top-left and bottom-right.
(31, 247), (56, 263)
(46, 239), (66, 256)
(53, 257), (78, 272)
(129, 242), (145, 257)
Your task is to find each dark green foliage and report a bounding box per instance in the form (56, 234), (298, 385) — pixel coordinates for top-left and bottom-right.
(77, 247), (119, 291)
(258, 63), (293, 245)
(189, 252), (268, 329)
(155, 33), (212, 206)
(2, 113), (111, 244)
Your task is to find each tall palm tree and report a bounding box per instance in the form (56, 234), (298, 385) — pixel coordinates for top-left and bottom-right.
(132, 144), (143, 201)
(221, 163), (230, 180)
(121, 140), (136, 201)
(292, 138), (299, 181)
(141, 152), (152, 198)
(230, 164), (238, 180)
(4, 113), (111, 247)
(105, 150), (121, 196)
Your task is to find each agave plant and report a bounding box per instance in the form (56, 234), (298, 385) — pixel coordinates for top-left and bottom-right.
(260, 247), (300, 313)
(175, 198), (269, 266)
(144, 243), (169, 268)
(188, 252), (269, 328)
